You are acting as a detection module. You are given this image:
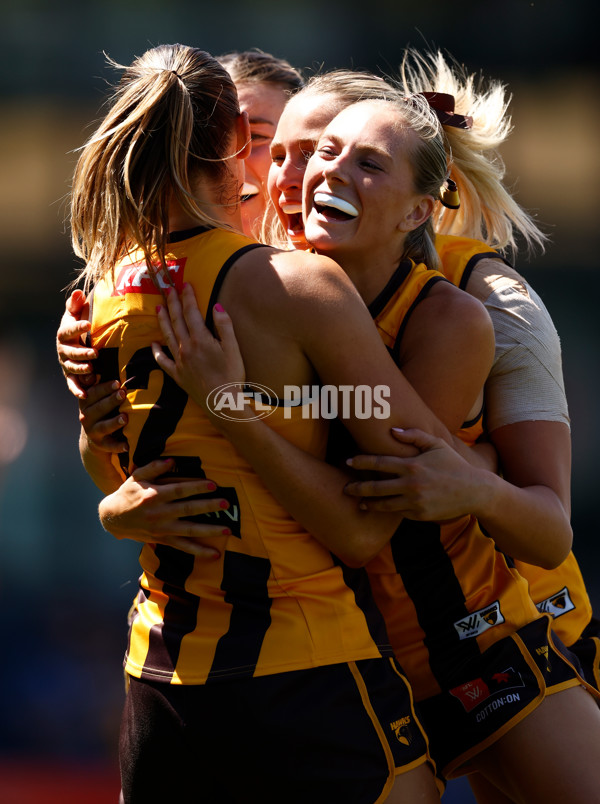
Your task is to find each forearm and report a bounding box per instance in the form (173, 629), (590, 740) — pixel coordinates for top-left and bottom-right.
(216, 414), (399, 566)
(468, 470), (572, 569)
(79, 427), (124, 495)
(452, 436), (498, 472)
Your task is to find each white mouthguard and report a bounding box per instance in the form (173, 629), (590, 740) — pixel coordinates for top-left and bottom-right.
(313, 192), (359, 217)
(281, 202), (303, 214)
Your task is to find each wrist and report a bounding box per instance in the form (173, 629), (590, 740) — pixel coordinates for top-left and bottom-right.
(469, 467), (500, 522)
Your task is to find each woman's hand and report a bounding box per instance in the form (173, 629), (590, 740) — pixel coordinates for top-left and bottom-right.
(56, 290), (98, 398)
(152, 285), (246, 418)
(78, 379), (129, 453)
(98, 459), (232, 558)
(344, 427), (490, 520)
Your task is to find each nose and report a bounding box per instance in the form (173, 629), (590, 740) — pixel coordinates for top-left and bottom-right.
(276, 155), (308, 192)
(320, 153), (347, 184)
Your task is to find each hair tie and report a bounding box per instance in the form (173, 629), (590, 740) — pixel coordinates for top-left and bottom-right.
(170, 69), (183, 80)
(440, 178), (460, 209)
(418, 92), (473, 130)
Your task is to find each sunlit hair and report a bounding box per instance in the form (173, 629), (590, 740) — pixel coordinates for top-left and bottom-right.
(217, 48), (304, 95)
(71, 43), (241, 292)
(398, 48), (547, 255)
(302, 68), (398, 104)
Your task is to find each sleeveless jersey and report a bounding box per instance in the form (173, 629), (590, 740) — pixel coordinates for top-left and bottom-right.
(435, 234), (593, 647)
(90, 226), (392, 684)
(363, 258), (542, 702)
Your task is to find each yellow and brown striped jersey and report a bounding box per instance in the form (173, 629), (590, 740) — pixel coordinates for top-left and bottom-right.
(90, 226), (393, 684)
(435, 234), (593, 648)
(362, 257), (541, 701)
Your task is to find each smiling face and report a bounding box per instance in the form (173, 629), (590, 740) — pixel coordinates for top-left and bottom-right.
(237, 82), (290, 237)
(303, 100), (435, 270)
(268, 92), (345, 249)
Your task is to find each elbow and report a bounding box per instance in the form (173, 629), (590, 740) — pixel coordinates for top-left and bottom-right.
(333, 527), (388, 568)
(535, 525), (573, 570)
(336, 550), (372, 569)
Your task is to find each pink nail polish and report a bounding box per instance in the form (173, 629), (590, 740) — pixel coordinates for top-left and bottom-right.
(214, 303), (225, 313)
(222, 528), (232, 536)
(219, 500), (229, 509)
(206, 481), (217, 492)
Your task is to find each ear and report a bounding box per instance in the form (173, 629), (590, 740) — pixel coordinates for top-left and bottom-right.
(398, 195), (435, 233)
(235, 111), (252, 161)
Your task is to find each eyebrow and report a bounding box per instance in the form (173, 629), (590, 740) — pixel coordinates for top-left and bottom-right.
(324, 132), (392, 160)
(248, 116), (277, 126)
(270, 137), (319, 153)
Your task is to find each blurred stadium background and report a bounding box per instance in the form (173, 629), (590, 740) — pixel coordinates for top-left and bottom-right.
(0, 1), (597, 801)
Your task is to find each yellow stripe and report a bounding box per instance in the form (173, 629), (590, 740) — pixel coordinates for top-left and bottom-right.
(347, 661), (396, 803)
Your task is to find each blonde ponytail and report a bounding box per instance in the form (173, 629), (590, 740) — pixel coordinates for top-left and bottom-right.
(71, 44), (241, 292)
(399, 48), (548, 256)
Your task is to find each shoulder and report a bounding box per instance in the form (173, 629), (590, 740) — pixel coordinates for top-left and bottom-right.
(426, 279), (494, 338)
(464, 258), (528, 304)
(221, 246), (367, 341)
(233, 245), (361, 305)
(401, 278), (495, 371)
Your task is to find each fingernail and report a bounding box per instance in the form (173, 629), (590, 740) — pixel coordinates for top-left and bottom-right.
(219, 500), (229, 509)
(156, 305), (162, 313)
(214, 303), (225, 313)
(111, 381), (120, 390)
(118, 416), (126, 425)
(346, 458), (354, 466)
(206, 481), (217, 492)
(222, 528), (232, 535)
(391, 428), (404, 433)
(359, 502), (368, 511)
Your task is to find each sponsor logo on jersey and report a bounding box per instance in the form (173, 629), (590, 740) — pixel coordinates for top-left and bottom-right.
(535, 586), (575, 619)
(450, 667), (525, 716)
(193, 486), (242, 537)
(390, 716), (412, 745)
(112, 259), (186, 296)
(453, 601), (505, 640)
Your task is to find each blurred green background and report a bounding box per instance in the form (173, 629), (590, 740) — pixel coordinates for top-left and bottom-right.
(0, 0), (597, 800)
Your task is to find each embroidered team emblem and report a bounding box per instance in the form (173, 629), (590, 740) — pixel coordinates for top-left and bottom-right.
(112, 258), (186, 296)
(536, 644), (551, 672)
(390, 716), (412, 746)
(453, 601), (505, 639)
(535, 586), (575, 619)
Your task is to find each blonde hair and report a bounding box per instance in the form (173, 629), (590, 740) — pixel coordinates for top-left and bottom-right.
(398, 48), (547, 256)
(70, 43), (241, 292)
(217, 48), (304, 95)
